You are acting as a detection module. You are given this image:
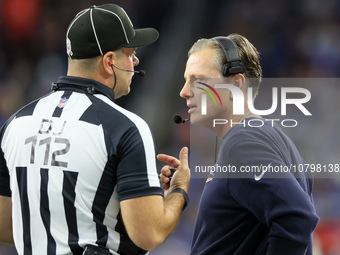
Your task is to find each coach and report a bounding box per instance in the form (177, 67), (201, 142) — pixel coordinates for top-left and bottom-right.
(162, 34), (319, 254)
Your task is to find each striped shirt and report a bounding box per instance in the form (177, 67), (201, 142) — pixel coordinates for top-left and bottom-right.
(0, 76), (163, 255)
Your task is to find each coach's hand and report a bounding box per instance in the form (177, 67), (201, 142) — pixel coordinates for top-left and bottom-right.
(121, 147), (190, 251)
(157, 147), (190, 196)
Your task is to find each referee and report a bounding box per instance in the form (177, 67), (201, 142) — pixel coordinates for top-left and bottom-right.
(0, 4), (190, 255)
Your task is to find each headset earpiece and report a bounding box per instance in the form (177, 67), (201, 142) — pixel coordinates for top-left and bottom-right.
(211, 36), (246, 77)
(108, 60), (113, 66)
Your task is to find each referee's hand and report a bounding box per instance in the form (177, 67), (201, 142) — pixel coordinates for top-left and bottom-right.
(157, 147), (190, 196)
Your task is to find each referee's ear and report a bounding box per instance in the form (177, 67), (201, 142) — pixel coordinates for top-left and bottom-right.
(102, 51), (115, 76)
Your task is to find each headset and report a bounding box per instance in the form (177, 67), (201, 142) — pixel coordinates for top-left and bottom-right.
(108, 60), (145, 76)
(211, 36), (246, 77)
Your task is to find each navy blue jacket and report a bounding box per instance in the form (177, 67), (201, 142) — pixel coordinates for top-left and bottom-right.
(191, 118), (319, 255)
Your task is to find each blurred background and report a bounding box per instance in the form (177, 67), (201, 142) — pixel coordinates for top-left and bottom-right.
(0, 0), (339, 254)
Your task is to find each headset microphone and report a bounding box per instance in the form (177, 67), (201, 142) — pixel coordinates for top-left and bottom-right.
(173, 114), (190, 124)
(108, 60), (146, 77)
(137, 70), (146, 77)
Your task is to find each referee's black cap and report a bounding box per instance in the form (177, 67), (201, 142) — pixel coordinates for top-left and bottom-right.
(66, 4), (159, 59)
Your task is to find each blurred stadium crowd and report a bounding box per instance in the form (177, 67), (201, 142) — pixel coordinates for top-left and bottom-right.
(0, 0), (339, 254)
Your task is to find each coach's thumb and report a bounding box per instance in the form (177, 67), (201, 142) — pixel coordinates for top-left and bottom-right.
(179, 147), (189, 170)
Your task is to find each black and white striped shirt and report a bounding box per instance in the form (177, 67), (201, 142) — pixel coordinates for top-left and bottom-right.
(0, 76), (163, 255)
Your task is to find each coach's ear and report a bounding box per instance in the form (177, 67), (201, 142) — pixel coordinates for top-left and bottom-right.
(229, 73), (245, 100)
(233, 73), (245, 89)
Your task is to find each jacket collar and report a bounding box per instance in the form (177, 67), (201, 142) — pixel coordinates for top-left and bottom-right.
(52, 76), (115, 102)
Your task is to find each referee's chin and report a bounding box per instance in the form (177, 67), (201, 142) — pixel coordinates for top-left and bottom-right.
(123, 86), (131, 97)
(114, 86), (131, 99)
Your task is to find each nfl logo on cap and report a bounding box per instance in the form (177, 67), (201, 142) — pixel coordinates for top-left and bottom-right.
(66, 38), (73, 57)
